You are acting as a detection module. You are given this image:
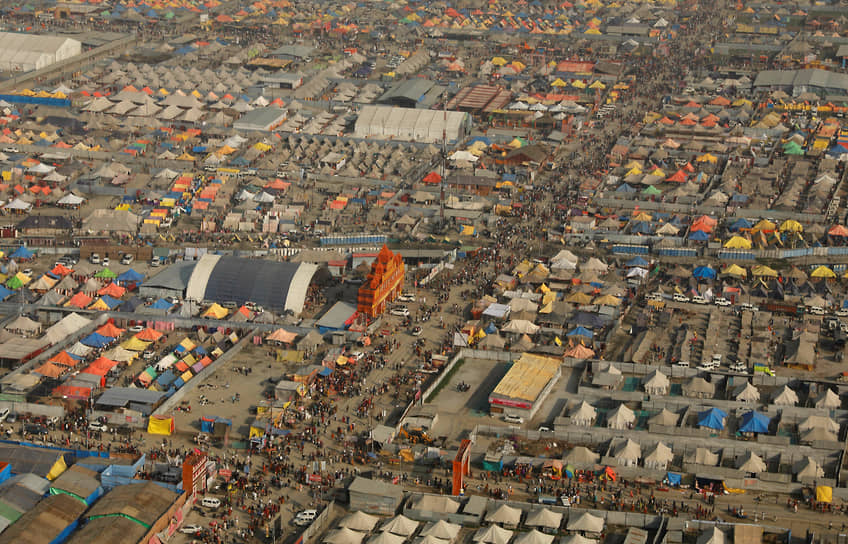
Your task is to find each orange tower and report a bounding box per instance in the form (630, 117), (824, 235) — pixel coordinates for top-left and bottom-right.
(357, 245), (405, 317)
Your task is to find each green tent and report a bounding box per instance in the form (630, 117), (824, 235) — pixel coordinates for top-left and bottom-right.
(94, 268), (117, 279)
(783, 141), (804, 155)
(642, 185), (662, 195)
(5, 276), (23, 289)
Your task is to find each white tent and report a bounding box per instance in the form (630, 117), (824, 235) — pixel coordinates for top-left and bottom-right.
(606, 404), (635, 430)
(5, 315), (41, 334)
(485, 504), (522, 527)
(524, 508), (562, 530)
(367, 533), (406, 544)
(690, 448), (719, 466)
(339, 511), (379, 532)
(380, 516), (419, 537)
(566, 512), (604, 534)
(612, 438), (641, 467)
(563, 446), (599, 465)
(771, 385), (799, 406)
(473, 525), (513, 544)
(560, 536), (597, 544)
(798, 415), (839, 433)
(580, 258), (608, 273)
(501, 319), (540, 334)
(649, 409), (678, 427)
(815, 389), (841, 409)
(643, 442), (673, 469)
(415, 537), (450, 544)
(569, 401), (597, 427)
(794, 456), (824, 480)
(801, 427), (838, 443)
(325, 528), (366, 544)
(696, 527), (726, 544)
(513, 530), (554, 544)
(733, 381), (760, 402)
(57, 193), (86, 206)
(421, 521), (460, 541)
(736, 451), (767, 473)
(642, 369), (669, 395)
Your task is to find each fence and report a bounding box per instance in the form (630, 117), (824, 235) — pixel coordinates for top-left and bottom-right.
(320, 234), (388, 246)
(0, 401), (64, 419)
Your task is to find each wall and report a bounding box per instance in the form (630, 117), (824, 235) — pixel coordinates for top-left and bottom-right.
(141, 489), (188, 544)
(300, 501), (336, 544)
(0, 401), (63, 419)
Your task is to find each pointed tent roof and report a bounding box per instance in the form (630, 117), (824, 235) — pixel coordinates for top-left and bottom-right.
(644, 442), (673, 466)
(794, 456), (824, 479)
(485, 504), (522, 526)
(563, 446), (599, 464)
(815, 389), (841, 409)
(524, 508), (562, 529)
(339, 511), (379, 532)
(421, 521), (460, 540)
(649, 408), (678, 426)
(473, 525), (513, 544)
(734, 381), (760, 402)
(736, 451), (767, 473)
(380, 515), (420, 537)
(771, 385), (799, 406)
(738, 411), (770, 434)
(513, 530), (554, 544)
(566, 512), (604, 533)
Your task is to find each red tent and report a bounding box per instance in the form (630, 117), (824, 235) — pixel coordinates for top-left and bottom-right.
(666, 170), (687, 183)
(422, 172), (442, 184)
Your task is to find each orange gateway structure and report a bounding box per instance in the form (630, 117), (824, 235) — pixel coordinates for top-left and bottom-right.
(357, 245), (405, 317)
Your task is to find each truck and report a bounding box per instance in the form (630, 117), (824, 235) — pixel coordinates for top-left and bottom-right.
(762, 302), (805, 316)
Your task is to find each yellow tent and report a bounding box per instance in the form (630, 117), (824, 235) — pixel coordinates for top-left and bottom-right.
(751, 265), (778, 277)
(633, 211), (652, 221)
(461, 225), (475, 236)
(696, 153), (718, 163)
(508, 138), (524, 148)
(571, 80), (587, 89)
(724, 264), (747, 277)
(539, 302), (553, 314)
(779, 219), (803, 233)
(180, 370), (193, 382)
(752, 219), (776, 232)
(566, 292), (593, 304)
(816, 486), (833, 504)
(724, 236), (752, 249)
(539, 283), (551, 294)
(551, 78), (568, 87)
(88, 298), (111, 311)
(254, 142), (272, 152)
(594, 294), (621, 306)
(492, 57), (508, 66)
(46, 455), (68, 481)
(249, 425), (266, 438)
(147, 415), (174, 435)
(203, 303), (229, 319)
(588, 80), (606, 89)
(121, 337), (151, 351)
(584, 28), (601, 34)
(626, 167), (643, 177)
(179, 337), (197, 352)
(811, 265), (837, 279)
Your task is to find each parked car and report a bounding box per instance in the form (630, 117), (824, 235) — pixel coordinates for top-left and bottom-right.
(691, 295), (707, 305)
(101, 257), (110, 267)
(714, 297), (731, 306)
(121, 254), (134, 265)
(89, 253), (101, 265)
(503, 414), (524, 424)
(295, 509), (318, 526)
(25, 424), (48, 435)
(672, 293), (689, 303)
(180, 525), (203, 534)
(389, 307), (410, 317)
(397, 293), (416, 302)
(835, 309), (848, 317)
(201, 497), (221, 508)
(88, 421), (109, 433)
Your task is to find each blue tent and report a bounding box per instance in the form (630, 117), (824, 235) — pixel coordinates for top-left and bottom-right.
(666, 472), (682, 486)
(484, 322), (498, 335)
(697, 408), (727, 430)
(625, 256), (649, 268)
(616, 183), (636, 193)
(739, 411), (770, 434)
(116, 269), (144, 283)
(693, 266), (717, 279)
(689, 230), (709, 241)
(9, 246), (33, 260)
(567, 326), (593, 338)
(80, 333), (114, 348)
(0, 285), (12, 301)
(729, 218), (752, 231)
(151, 298), (174, 310)
(98, 295), (123, 309)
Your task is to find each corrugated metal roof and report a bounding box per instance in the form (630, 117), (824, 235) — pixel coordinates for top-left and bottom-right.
(95, 387), (165, 408)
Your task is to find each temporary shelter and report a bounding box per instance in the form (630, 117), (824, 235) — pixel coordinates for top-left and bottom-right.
(421, 521), (460, 540)
(566, 512), (604, 534)
(340, 511), (379, 532)
(606, 404), (635, 430)
(569, 401), (596, 426)
(611, 439), (641, 466)
(563, 447), (599, 465)
(325, 528), (366, 544)
(814, 389), (841, 409)
(736, 451), (766, 473)
(794, 457), (825, 480)
(524, 508), (562, 530)
(485, 504), (522, 527)
(733, 381), (760, 403)
(380, 516), (419, 537)
(513, 530), (554, 544)
(642, 370), (669, 395)
(473, 525), (513, 544)
(771, 385), (799, 406)
(643, 442), (674, 469)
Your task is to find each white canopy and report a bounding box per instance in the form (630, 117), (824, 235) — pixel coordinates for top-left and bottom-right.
(566, 512), (604, 533)
(380, 516), (419, 537)
(501, 319), (540, 335)
(569, 401), (597, 426)
(691, 448), (719, 466)
(736, 451), (767, 473)
(606, 404), (635, 430)
(563, 446), (599, 465)
(513, 530), (554, 544)
(339, 511), (379, 532)
(473, 525), (513, 544)
(612, 438), (641, 466)
(421, 521), (461, 541)
(485, 504), (522, 526)
(367, 533), (406, 544)
(560, 536), (597, 544)
(580, 257), (608, 273)
(643, 442), (673, 469)
(794, 456), (824, 480)
(649, 409), (678, 427)
(733, 381), (760, 403)
(815, 389), (841, 409)
(524, 508), (562, 530)
(798, 415), (839, 433)
(57, 193), (86, 206)
(642, 369), (669, 395)
(771, 385), (799, 406)
(325, 528), (366, 544)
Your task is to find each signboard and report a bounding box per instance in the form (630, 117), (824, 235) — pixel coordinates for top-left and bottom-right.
(489, 396), (532, 410)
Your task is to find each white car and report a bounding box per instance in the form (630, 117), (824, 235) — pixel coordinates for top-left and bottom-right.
(835, 309), (848, 317)
(121, 254), (134, 265)
(89, 253), (101, 265)
(714, 297), (731, 306)
(503, 414), (524, 424)
(180, 524), (203, 534)
(102, 257), (110, 267)
(691, 295), (707, 305)
(672, 293), (689, 303)
(201, 497), (221, 508)
(397, 294), (416, 302)
(294, 509), (317, 526)
(88, 421), (109, 433)
(389, 307), (410, 317)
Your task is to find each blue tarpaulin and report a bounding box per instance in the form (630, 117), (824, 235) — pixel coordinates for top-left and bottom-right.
(689, 230), (709, 241)
(697, 407), (727, 430)
(0, 286), (12, 301)
(693, 266), (717, 279)
(116, 269), (144, 283)
(9, 246), (34, 260)
(666, 472), (682, 486)
(567, 326), (593, 338)
(625, 256), (649, 267)
(739, 411), (770, 434)
(80, 333), (114, 348)
(151, 298), (174, 310)
(729, 218), (752, 231)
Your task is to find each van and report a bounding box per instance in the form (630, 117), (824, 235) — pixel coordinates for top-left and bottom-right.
(503, 414), (524, 424)
(697, 360), (719, 371)
(809, 306), (825, 315)
(201, 497), (221, 508)
(729, 362), (746, 373)
(692, 295), (707, 305)
(672, 293), (689, 303)
(673, 361), (690, 368)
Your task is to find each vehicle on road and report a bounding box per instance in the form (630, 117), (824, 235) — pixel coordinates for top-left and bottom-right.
(714, 297), (731, 306)
(503, 414), (524, 424)
(88, 421), (109, 432)
(201, 497), (221, 508)
(180, 525), (203, 534)
(121, 254), (134, 265)
(389, 307), (410, 317)
(672, 293), (689, 303)
(692, 295), (707, 304)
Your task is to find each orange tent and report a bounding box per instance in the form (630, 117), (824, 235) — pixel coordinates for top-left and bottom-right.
(97, 283), (127, 298)
(50, 263), (73, 276)
(135, 328), (163, 342)
(666, 170), (687, 183)
(49, 351), (80, 367)
(96, 322), (125, 337)
(33, 362), (65, 378)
